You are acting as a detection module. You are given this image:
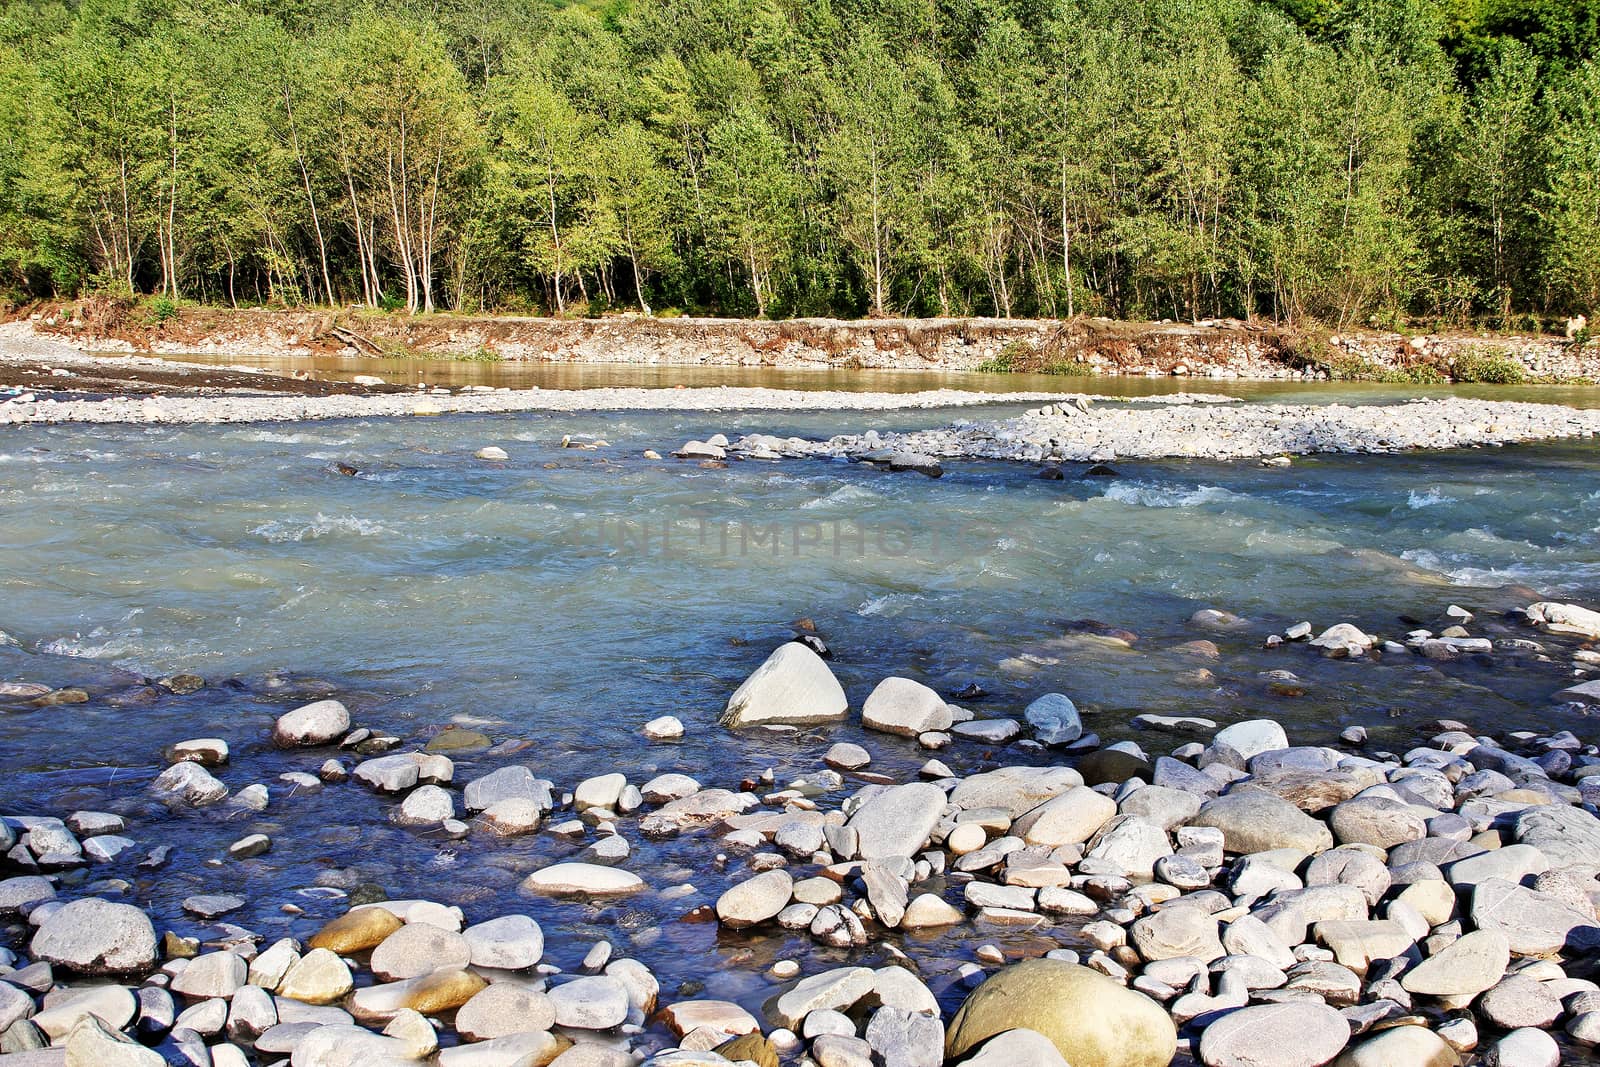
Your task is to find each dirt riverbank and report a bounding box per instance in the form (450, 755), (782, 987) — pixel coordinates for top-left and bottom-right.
(8, 300), (1596, 381)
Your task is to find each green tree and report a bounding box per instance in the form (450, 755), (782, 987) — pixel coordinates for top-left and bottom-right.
(704, 105), (795, 315)
(1543, 60), (1600, 312)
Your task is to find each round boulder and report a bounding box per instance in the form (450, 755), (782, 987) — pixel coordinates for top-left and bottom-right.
(716, 870), (794, 928)
(946, 959), (1175, 1067)
(272, 699), (351, 747)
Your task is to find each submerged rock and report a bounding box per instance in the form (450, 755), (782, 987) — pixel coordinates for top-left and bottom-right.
(522, 862), (646, 898)
(1024, 694), (1083, 745)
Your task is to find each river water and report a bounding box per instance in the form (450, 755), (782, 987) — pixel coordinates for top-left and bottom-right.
(4, 371), (1600, 1059)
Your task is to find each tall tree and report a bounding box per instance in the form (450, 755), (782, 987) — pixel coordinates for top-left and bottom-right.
(1543, 60), (1600, 313)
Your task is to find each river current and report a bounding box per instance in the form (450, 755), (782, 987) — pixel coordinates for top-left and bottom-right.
(3, 381), (1600, 1055)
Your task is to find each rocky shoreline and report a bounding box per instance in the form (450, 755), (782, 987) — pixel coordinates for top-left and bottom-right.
(7, 599), (1600, 1066)
(718, 397), (1600, 468)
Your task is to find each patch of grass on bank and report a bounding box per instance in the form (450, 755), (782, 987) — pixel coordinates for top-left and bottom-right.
(975, 340), (1094, 376)
(1316, 343), (1448, 384)
(457, 346), (503, 362)
(1451, 346), (1526, 383)
(1378, 363), (1449, 384)
(376, 338), (419, 359)
(143, 294), (180, 326)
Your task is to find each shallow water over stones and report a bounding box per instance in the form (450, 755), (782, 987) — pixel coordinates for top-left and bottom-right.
(3, 404), (1600, 1062)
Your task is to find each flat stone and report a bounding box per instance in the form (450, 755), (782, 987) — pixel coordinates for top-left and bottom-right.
(1444, 843), (1548, 887)
(1198, 1001), (1350, 1066)
(30, 899), (157, 975)
(463, 766), (550, 812)
(1471, 878), (1600, 956)
(370, 922), (472, 982)
(1312, 919), (1414, 974)
(462, 914), (543, 970)
(33, 986), (137, 1040)
(353, 753), (423, 792)
(286, 1023), (421, 1066)
(454, 983), (556, 1042)
(171, 951), (248, 999)
(183, 894), (245, 919)
(951, 766), (1083, 818)
(848, 784), (945, 860)
(522, 863), (645, 898)
(641, 773), (701, 803)
(774, 968), (876, 1028)
(953, 719), (1022, 743)
(436, 1031), (561, 1066)
(1513, 805), (1600, 874)
(547, 976), (629, 1030)
(660, 1000), (759, 1038)
(309, 908), (403, 953)
(170, 739), (229, 766)
(1400, 930), (1509, 996)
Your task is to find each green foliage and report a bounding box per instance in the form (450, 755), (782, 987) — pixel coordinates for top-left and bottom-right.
(1452, 345), (1528, 381)
(144, 293), (179, 324)
(975, 341), (1034, 372)
(0, 0), (1593, 324)
(1378, 362), (1450, 383)
(974, 340), (1095, 375)
(458, 346), (503, 361)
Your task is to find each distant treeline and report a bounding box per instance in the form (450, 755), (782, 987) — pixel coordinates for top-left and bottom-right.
(0, 0), (1596, 325)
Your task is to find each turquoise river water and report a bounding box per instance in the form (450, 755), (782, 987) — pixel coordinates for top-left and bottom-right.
(4, 370), (1600, 1060)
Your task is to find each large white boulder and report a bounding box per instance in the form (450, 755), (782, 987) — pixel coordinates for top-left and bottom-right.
(721, 644), (847, 728)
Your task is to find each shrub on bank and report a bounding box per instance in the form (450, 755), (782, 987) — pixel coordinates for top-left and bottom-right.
(1452, 347), (1526, 383)
(975, 340), (1094, 376)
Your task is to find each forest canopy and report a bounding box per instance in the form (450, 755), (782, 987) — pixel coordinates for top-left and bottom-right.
(0, 0), (1595, 326)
